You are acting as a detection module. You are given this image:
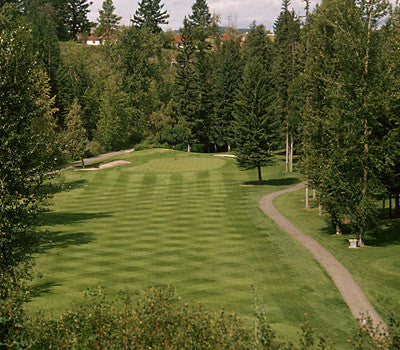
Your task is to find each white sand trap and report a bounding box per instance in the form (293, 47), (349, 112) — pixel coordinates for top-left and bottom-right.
(213, 154), (237, 158)
(75, 160), (131, 171)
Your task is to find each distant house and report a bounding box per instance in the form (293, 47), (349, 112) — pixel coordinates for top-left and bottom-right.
(86, 36), (101, 46)
(78, 29), (117, 45)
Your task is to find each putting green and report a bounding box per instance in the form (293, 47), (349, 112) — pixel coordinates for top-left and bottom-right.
(131, 155), (226, 173)
(30, 149), (355, 348)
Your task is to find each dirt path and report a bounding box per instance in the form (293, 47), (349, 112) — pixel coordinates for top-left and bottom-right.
(259, 183), (387, 331)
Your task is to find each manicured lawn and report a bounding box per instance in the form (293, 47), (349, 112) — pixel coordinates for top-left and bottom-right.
(275, 189), (400, 324)
(30, 149), (355, 347)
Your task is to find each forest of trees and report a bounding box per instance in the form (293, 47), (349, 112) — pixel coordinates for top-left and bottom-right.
(1, 0), (400, 347)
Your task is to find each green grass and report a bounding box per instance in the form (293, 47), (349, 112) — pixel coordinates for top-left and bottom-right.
(30, 149), (356, 347)
(275, 190), (400, 324)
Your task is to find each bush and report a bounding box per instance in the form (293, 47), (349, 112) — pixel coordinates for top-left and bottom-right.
(24, 286), (251, 349)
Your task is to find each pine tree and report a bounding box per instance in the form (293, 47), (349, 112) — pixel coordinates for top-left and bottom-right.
(233, 58), (279, 184)
(171, 17), (199, 151)
(62, 0), (92, 40)
(212, 34), (242, 152)
(116, 25), (162, 138)
(180, 0), (216, 151)
(63, 98), (88, 166)
(132, 0), (169, 34)
(272, 0), (301, 173)
(96, 0), (121, 35)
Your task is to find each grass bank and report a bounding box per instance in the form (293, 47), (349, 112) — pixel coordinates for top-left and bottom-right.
(275, 189), (400, 324)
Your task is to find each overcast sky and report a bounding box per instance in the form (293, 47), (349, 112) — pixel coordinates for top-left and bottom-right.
(88, 0), (321, 32)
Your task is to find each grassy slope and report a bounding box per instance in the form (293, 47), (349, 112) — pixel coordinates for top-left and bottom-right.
(275, 190), (400, 324)
(30, 149), (355, 347)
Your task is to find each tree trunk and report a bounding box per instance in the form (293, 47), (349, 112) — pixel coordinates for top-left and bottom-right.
(395, 194), (399, 216)
(214, 144), (217, 153)
(285, 125), (289, 172)
(289, 133), (294, 172)
(382, 196), (386, 219)
(305, 176), (309, 209)
(81, 158), (85, 168)
(313, 189), (316, 200)
(389, 193), (393, 219)
(228, 144), (231, 152)
(187, 144), (191, 153)
(319, 204), (323, 216)
(336, 223), (342, 235)
(258, 165), (262, 185)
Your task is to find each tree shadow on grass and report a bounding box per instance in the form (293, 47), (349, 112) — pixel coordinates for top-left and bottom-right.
(39, 211), (112, 251)
(29, 281), (61, 299)
(243, 177), (300, 186)
(41, 230), (96, 251)
(40, 211), (112, 226)
(364, 218), (400, 247)
(41, 179), (88, 196)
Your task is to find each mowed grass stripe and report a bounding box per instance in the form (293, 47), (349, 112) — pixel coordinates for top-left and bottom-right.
(30, 150), (354, 348)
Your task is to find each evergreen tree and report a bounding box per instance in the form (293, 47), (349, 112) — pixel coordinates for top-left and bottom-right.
(48, 0), (92, 40)
(132, 0), (169, 34)
(115, 25), (162, 139)
(171, 17), (199, 151)
(233, 58), (279, 184)
(96, 0), (120, 35)
(212, 34), (242, 152)
(272, 0), (301, 173)
(63, 98), (88, 166)
(173, 0), (216, 151)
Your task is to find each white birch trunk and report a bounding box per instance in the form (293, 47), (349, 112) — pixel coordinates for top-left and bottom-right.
(305, 177), (309, 209)
(285, 126), (289, 172)
(289, 133), (294, 173)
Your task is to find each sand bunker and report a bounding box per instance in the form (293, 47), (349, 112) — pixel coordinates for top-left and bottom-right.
(75, 160), (131, 171)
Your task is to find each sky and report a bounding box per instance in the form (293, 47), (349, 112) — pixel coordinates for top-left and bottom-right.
(88, 0), (321, 32)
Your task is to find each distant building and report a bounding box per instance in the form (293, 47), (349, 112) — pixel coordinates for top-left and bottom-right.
(86, 36), (101, 46)
(78, 29), (117, 45)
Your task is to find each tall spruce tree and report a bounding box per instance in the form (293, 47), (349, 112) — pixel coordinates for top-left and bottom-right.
(233, 57), (279, 184)
(132, 0), (169, 34)
(272, 0), (301, 173)
(181, 0), (215, 151)
(115, 25), (162, 139)
(212, 34), (242, 152)
(67, 0), (92, 39)
(96, 0), (121, 35)
(171, 17), (199, 151)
